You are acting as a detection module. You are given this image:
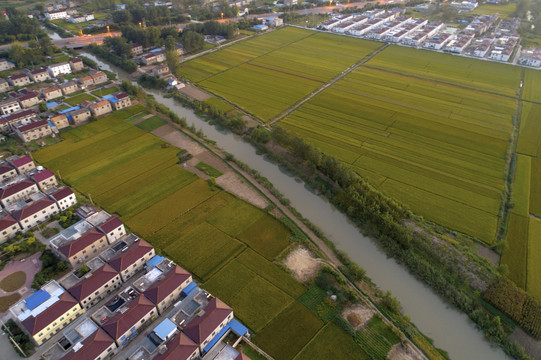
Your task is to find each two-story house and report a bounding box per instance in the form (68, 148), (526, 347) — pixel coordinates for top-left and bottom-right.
(29, 169), (57, 190)
(13, 119), (52, 143)
(7, 155), (35, 174)
(60, 81), (79, 96)
(58, 228), (108, 267)
(109, 93), (131, 111)
(7, 73), (31, 87)
(69, 58), (84, 72)
(48, 62), (72, 78)
(68, 264), (121, 309)
(46, 186), (77, 211)
(107, 239), (155, 281)
(60, 328), (117, 360)
(0, 211), (22, 243)
(144, 265), (192, 314)
(11, 197), (60, 231)
(0, 98), (21, 115)
(50, 114), (70, 130)
(42, 86), (63, 101)
(29, 69), (51, 83)
(90, 100), (112, 117)
(0, 179), (39, 207)
(90, 72), (108, 85)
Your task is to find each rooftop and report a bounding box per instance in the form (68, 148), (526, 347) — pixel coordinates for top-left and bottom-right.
(101, 294), (155, 339)
(10, 280), (65, 321)
(103, 236), (153, 272)
(49, 220), (95, 249)
(68, 264), (119, 301)
(41, 317), (100, 360)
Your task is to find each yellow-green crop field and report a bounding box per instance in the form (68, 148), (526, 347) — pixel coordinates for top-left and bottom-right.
(33, 108), (391, 359)
(503, 101), (541, 299)
(523, 69), (541, 103)
(282, 64), (517, 243)
(180, 27), (382, 121)
(182, 28), (522, 245)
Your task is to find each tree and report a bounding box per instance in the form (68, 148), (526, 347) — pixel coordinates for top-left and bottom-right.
(166, 50), (181, 77)
(38, 102), (47, 112)
(165, 35), (176, 52)
(182, 31), (204, 53)
(515, 0), (530, 18)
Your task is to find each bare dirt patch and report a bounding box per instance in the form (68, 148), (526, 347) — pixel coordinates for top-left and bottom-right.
(179, 85), (211, 101)
(388, 343), (425, 360)
(283, 247), (320, 283)
(342, 304), (375, 330)
(152, 125), (206, 156)
(216, 172), (268, 209)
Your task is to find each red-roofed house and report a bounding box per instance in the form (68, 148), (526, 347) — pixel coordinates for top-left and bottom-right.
(7, 73), (31, 87)
(143, 265), (192, 314)
(57, 229), (108, 267)
(107, 239), (155, 281)
(235, 352), (252, 360)
(0, 179), (39, 207)
(21, 292), (84, 346)
(42, 86), (63, 101)
(47, 187), (77, 211)
(90, 72), (108, 85)
(0, 109), (37, 132)
(110, 92), (132, 111)
(17, 91), (40, 108)
(0, 162), (17, 181)
(30, 169), (57, 191)
(0, 212), (22, 243)
(89, 100), (112, 117)
(154, 332), (199, 360)
(60, 328), (117, 360)
(13, 119), (52, 143)
(11, 197), (59, 231)
(78, 75), (94, 88)
(28, 68), (51, 83)
(183, 298), (233, 352)
(96, 216), (125, 243)
(7, 155), (35, 174)
(50, 114), (70, 130)
(68, 264), (121, 309)
(101, 294), (157, 347)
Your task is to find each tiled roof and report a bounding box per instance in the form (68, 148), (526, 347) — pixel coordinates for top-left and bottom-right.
(9, 73), (29, 80)
(115, 92), (129, 100)
(154, 332), (198, 360)
(48, 186), (74, 202)
(31, 169), (55, 183)
(90, 72), (106, 79)
(0, 110), (35, 124)
(0, 164), (15, 176)
(43, 86), (61, 94)
(71, 108), (91, 116)
(21, 292), (79, 335)
(58, 228), (105, 258)
(0, 213), (18, 232)
(79, 76), (93, 83)
(60, 81), (77, 88)
(183, 298), (232, 344)
(11, 198), (56, 221)
(101, 294), (155, 339)
(17, 92), (39, 101)
(98, 216), (122, 234)
(16, 119), (49, 133)
(68, 264), (118, 301)
(108, 239), (154, 272)
(60, 328), (115, 360)
(235, 353), (252, 360)
(30, 69), (48, 75)
(0, 179), (36, 199)
(11, 155), (33, 167)
(90, 100), (110, 109)
(70, 58), (82, 64)
(51, 114), (68, 123)
(144, 265), (191, 305)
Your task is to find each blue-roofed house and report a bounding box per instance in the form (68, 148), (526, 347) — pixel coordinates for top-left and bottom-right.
(146, 255), (165, 268)
(25, 290), (51, 310)
(253, 24), (269, 31)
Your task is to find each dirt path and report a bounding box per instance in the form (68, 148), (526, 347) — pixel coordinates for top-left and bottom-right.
(151, 124), (268, 209)
(267, 43), (390, 125)
(131, 113), (154, 125)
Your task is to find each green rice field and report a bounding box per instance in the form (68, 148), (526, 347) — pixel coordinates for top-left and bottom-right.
(282, 65), (516, 243)
(182, 27), (522, 245)
(180, 27), (382, 121)
(33, 108), (401, 358)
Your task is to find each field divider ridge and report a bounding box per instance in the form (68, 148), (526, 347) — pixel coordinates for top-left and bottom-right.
(267, 43), (390, 126)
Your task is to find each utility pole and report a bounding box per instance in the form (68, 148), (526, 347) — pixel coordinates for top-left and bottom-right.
(88, 193), (93, 205)
(57, 170), (62, 181)
(0, 319), (26, 357)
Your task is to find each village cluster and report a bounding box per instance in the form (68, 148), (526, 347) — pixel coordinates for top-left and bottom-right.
(0, 57), (134, 144)
(319, 9), (541, 66)
(1, 155), (251, 360)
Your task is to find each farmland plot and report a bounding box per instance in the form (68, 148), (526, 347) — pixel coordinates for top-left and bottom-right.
(282, 66), (516, 243)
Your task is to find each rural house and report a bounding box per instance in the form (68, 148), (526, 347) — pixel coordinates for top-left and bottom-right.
(68, 264), (121, 309)
(46, 186), (76, 211)
(90, 71), (108, 85)
(28, 69), (51, 82)
(0, 59), (15, 71)
(17, 91), (40, 108)
(101, 294), (157, 347)
(131, 43), (143, 56)
(7, 73), (31, 87)
(56, 228), (108, 267)
(78, 75), (94, 88)
(0, 211), (22, 243)
(11, 197), (60, 231)
(0, 79), (10, 93)
(13, 119), (53, 143)
(48, 62), (72, 77)
(152, 331), (199, 360)
(106, 238), (155, 281)
(0, 162), (17, 182)
(60, 328), (117, 360)
(69, 58), (84, 72)
(10, 281), (84, 345)
(42, 86), (63, 101)
(0, 179), (39, 207)
(50, 114), (70, 130)
(142, 264), (192, 314)
(7, 155), (35, 174)
(29, 169), (57, 190)
(60, 81), (79, 96)
(70, 108), (92, 125)
(0, 110), (37, 132)
(90, 100), (112, 117)
(107, 92), (132, 111)
(0, 98), (21, 115)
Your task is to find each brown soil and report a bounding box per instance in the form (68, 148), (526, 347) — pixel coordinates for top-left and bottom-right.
(388, 343), (426, 360)
(283, 247), (321, 283)
(341, 305), (375, 330)
(179, 85), (211, 101)
(151, 124), (268, 209)
(509, 327), (541, 360)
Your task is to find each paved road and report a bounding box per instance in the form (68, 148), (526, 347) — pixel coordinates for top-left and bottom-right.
(0, 32), (116, 51)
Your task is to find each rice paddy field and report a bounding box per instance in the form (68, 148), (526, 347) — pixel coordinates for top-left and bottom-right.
(502, 101), (541, 299)
(182, 27), (522, 245)
(33, 107), (390, 359)
(282, 64), (517, 243)
(180, 27), (382, 121)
